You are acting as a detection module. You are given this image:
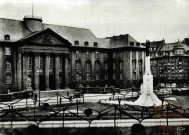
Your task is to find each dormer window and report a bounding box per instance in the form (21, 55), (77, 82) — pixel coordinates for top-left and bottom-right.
(84, 41), (89, 46)
(74, 41), (79, 45)
(130, 42), (134, 46)
(4, 34), (10, 40)
(136, 42), (140, 46)
(94, 42), (98, 47)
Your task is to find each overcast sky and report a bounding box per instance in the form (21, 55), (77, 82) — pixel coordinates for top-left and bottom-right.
(1, 0), (189, 43)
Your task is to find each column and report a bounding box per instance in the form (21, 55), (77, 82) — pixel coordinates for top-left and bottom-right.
(55, 55), (60, 89)
(45, 54), (50, 90)
(34, 55), (39, 91)
(0, 47), (5, 93)
(22, 54), (27, 91)
(17, 53), (22, 91)
(64, 56), (69, 88)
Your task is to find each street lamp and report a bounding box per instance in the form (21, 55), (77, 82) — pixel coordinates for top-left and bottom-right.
(33, 95), (37, 120)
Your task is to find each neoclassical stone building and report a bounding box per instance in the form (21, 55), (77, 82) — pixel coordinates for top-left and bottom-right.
(0, 16), (145, 94)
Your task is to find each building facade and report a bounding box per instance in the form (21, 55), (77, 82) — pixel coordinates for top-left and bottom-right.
(148, 40), (189, 87)
(0, 16), (145, 94)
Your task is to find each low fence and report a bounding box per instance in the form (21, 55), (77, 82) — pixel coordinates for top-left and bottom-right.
(0, 90), (33, 102)
(77, 86), (120, 94)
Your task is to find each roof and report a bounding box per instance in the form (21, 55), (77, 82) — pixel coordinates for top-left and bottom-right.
(150, 40), (164, 47)
(107, 34), (145, 49)
(0, 17), (109, 48)
(159, 42), (189, 52)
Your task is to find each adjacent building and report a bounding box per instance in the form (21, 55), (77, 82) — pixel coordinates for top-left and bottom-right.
(0, 16), (145, 94)
(148, 40), (189, 87)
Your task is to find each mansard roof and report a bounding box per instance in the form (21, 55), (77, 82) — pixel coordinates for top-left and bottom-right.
(0, 17), (143, 49)
(107, 34), (145, 49)
(0, 17), (109, 48)
(159, 42), (189, 52)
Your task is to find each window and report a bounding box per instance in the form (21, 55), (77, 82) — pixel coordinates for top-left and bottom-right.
(95, 52), (99, 58)
(130, 42), (134, 46)
(139, 60), (142, 71)
(86, 62), (90, 69)
(139, 72), (142, 79)
(96, 73), (100, 80)
(49, 57), (54, 69)
(113, 52), (116, 58)
(86, 74), (90, 81)
(60, 57), (62, 69)
(179, 73), (182, 78)
(139, 52), (142, 59)
(165, 52), (169, 56)
(120, 52), (123, 58)
(59, 74), (62, 87)
(4, 34), (10, 40)
(6, 74), (11, 84)
(27, 57), (32, 69)
(76, 61), (81, 69)
(39, 57), (44, 69)
(120, 62), (123, 69)
(94, 42), (98, 47)
(120, 73), (123, 80)
(84, 41), (89, 46)
(105, 62), (108, 69)
(86, 51), (90, 59)
(104, 53), (108, 59)
(76, 74), (80, 81)
(113, 62), (116, 69)
(133, 72), (136, 79)
(132, 51), (136, 58)
(113, 73), (116, 80)
(95, 62), (100, 69)
(132, 60), (136, 70)
(136, 42), (140, 46)
(76, 50), (80, 58)
(5, 47), (11, 55)
(74, 40), (79, 45)
(5, 61), (11, 70)
(105, 73), (108, 80)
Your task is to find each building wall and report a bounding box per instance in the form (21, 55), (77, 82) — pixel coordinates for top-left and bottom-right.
(149, 41), (189, 87)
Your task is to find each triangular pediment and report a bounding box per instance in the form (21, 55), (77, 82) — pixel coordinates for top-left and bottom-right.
(17, 28), (71, 46)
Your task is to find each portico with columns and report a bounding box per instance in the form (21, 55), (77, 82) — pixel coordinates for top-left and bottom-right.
(16, 28), (71, 91)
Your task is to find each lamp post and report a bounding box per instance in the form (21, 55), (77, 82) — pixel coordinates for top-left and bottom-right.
(33, 95), (37, 120)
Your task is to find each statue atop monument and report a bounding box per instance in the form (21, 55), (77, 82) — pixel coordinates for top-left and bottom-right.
(146, 40), (150, 56)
